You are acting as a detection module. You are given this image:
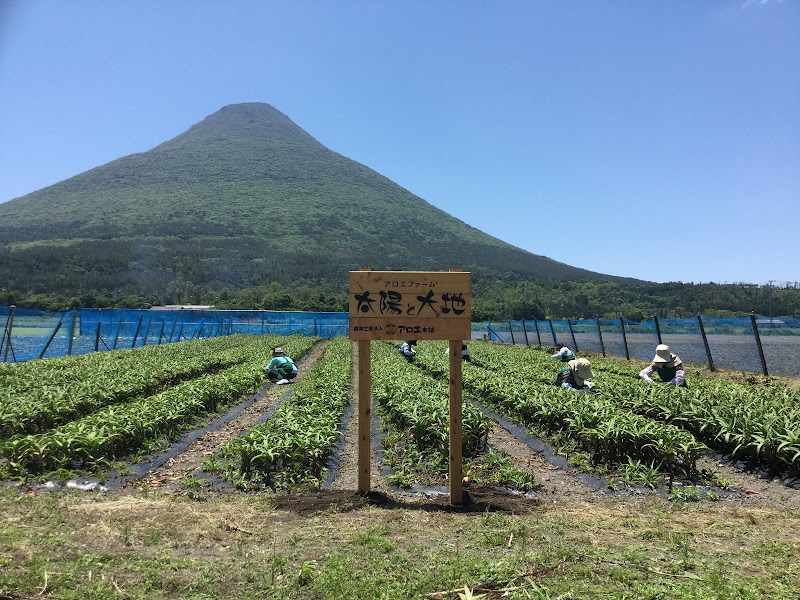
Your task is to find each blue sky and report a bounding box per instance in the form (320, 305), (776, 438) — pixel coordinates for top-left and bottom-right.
(1, 1), (797, 285)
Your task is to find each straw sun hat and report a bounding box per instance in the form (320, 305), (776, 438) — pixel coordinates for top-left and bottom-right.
(568, 358), (594, 387)
(653, 344), (680, 367)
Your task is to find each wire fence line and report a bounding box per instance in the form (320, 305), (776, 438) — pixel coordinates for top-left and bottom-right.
(2, 305), (799, 378)
(482, 316), (800, 378)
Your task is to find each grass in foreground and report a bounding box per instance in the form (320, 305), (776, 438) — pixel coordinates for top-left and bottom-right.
(1, 488), (798, 599)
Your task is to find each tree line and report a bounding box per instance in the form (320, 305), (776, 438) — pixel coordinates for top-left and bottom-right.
(3, 278), (798, 321)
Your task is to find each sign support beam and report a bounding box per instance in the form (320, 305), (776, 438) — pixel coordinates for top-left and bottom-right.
(448, 339), (463, 504)
(358, 339), (371, 494)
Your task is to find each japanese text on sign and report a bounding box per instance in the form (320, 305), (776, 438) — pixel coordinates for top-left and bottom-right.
(349, 271), (471, 341)
(353, 289), (467, 317)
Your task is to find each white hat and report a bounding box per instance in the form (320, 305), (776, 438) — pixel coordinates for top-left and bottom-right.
(653, 344), (679, 366)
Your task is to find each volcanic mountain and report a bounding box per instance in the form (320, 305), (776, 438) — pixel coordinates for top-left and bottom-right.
(0, 102), (640, 298)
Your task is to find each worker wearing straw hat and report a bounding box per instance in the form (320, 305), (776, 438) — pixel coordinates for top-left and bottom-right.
(639, 344), (687, 387)
(554, 358), (595, 392)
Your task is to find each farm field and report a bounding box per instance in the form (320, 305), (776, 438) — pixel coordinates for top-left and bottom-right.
(1, 335), (800, 599)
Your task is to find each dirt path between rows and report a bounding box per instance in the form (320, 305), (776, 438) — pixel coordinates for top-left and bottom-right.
(328, 342), (388, 494)
(482, 412), (800, 511)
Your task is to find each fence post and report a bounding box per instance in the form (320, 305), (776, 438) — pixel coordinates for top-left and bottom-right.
(697, 314), (715, 372)
(39, 315), (66, 359)
(67, 310), (77, 356)
(112, 313), (123, 350)
(567, 319), (578, 352)
(653, 315), (663, 345)
(619, 317), (630, 360)
(750, 311), (769, 376)
(192, 319), (204, 340)
(533, 319), (542, 346)
(521, 320), (530, 346)
(595, 317), (606, 356)
(508, 321), (515, 345)
(176, 324), (185, 342)
(2, 305), (15, 363)
(131, 313), (144, 349)
(94, 322), (102, 352)
(487, 322), (503, 343)
(158, 322), (165, 345)
(168, 314), (179, 343)
(142, 314), (153, 346)
(548, 319), (557, 346)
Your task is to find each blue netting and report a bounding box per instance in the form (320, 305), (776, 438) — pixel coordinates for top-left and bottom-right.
(77, 308), (348, 343)
(0, 306), (77, 362)
(489, 316), (800, 378)
(3, 306), (799, 377)
(0, 307), (349, 363)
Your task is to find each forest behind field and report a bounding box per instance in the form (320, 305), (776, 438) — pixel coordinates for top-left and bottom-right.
(4, 279), (798, 322)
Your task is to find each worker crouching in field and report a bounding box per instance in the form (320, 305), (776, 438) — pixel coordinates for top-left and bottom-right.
(399, 340), (417, 362)
(554, 358), (594, 392)
(265, 347), (298, 385)
(445, 342), (471, 362)
(551, 343), (576, 362)
(639, 344), (687, 387)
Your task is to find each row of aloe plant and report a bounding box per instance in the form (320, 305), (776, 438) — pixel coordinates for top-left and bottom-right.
(370, 341), (499, 488)
(467, 340), (800, 473)
(0, 335), (320, 478)
(219, 337), (353, 490)
(593, 369), (800, 473)
(220, 339), (535, 492)
(0, 334), (270, 438)
(0, 333), (248, 393)
(410, 341), (709, 478)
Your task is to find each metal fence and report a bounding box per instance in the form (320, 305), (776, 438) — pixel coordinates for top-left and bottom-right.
(484, 315), (800, 379)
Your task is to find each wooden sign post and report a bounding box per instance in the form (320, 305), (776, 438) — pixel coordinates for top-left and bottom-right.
(348, 270), (471, 504)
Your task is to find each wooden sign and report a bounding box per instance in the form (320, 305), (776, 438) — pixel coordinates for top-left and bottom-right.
(349, 270), (470, 504)
(348, 271), (471, 341)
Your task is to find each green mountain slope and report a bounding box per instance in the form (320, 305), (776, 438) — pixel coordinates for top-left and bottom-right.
(0, 102), (642, 298)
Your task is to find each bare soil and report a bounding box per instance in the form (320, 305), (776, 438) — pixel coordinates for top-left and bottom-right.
(327, 343), (389, 494)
